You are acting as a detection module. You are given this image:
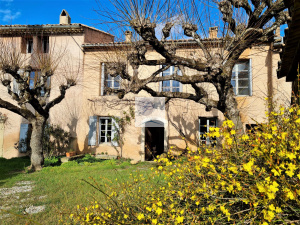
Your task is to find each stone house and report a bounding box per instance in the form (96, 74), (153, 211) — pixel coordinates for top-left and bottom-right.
(0, 11), (292, 161)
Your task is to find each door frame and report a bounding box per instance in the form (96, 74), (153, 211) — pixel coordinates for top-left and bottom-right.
(140, 118), (168, 161)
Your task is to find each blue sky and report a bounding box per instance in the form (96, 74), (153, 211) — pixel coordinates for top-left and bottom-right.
(0, 0), (106, 29)
(0, 0), (287, 37)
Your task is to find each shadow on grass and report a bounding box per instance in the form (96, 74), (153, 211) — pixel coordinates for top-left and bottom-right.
(0, 156), (30, 186)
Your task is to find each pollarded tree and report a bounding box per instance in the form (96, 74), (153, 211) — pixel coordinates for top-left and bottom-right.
(97, 0), (289, 130)
(0, 39), (77, 171)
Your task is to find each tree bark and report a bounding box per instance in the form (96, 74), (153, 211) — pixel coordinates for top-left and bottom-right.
(223, 88), (243, 132)
(29, 116), (46, 171)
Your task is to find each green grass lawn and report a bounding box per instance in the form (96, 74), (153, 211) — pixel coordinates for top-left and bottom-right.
(0, 156), (155, 225)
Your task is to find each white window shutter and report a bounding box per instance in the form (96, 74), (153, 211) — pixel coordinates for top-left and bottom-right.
(19, 124), (28, 153)
(111, 118), (120, 146)
(13, 79), (20, 95)
(100, 63), (105, 96)
(88, 116), (97, 146)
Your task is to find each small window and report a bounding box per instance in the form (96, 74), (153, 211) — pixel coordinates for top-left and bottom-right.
(88, 116), (119, 146)
(42, 36), (49, 53)
(26, 38), (33, 53)
(160, 66), (182, 92)
(101, 63), (122, 96)
(231, 60), (251, 96)
(21, 37), (33, 54)
(246, 124), (261, 134)
(99, 118), (112, 143)
(199, 117), (217, 145)
(28, 70), (50, 96)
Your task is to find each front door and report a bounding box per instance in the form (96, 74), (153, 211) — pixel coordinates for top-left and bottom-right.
(145, 126), (164, 161)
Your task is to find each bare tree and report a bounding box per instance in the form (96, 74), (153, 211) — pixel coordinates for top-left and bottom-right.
(96, 0), (289, 130)
(0, 38), (77, 171)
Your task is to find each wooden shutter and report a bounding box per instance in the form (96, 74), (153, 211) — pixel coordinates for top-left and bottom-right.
(19, 124), (29, 153)
(100, 63), (105, 96)
(88, 116), (97, 146)
(111, 118), (119, 146)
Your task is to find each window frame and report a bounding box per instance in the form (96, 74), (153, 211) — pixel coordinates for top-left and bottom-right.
(231, 59), (252, 96)
(88, 115), (119, 146)
(199, 117), (218, 145)
(98, 117), (113, 144)
(159, 65), (183, 92)
(100, 63), (121, 96)
(28, 70), (51, 97)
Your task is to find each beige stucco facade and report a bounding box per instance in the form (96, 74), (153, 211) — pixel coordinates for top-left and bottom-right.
(0, 13), (114, 159)
(0, 17), (291, 160)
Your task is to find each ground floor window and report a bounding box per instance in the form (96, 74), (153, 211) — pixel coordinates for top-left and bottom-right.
(245, 124), (261, 134)
(199, 117), (217, 145)
(88, 116), (119, 146)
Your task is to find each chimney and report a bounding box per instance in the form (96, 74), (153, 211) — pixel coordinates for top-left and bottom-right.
(125, 31), (132, 43)
(275, 27), (281, 37)
(59, 9), (71, 25)
(209, 27), (218, 39)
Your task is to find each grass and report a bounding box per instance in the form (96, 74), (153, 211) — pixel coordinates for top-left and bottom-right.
(0, 156), (155, 225)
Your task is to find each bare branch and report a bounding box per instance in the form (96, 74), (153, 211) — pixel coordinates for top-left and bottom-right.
(0, 98), (35, 120)
(45, 83), (75, 112)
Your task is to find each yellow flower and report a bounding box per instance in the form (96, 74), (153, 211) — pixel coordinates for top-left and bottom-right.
(124, 214), (128, 219)
(137, 213), (145, 220)
(176, 216), (184, 223)
(243, 159), (254, 175)
(156, 207), (162, 215)
(152, 219), (158, 224)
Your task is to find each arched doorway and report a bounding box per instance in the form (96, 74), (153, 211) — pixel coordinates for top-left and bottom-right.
(144, 120), (165, 161)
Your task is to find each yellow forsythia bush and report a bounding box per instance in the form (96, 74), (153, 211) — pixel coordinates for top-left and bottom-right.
(62, 105), (300, 224)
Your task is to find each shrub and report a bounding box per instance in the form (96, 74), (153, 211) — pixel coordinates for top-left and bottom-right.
(62, 105), (300, 224)
(44, 156), (60, 167)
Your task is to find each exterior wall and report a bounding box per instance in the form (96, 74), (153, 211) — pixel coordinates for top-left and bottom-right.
(0, 35), (292, 160)
(77, 44), (291, 161)
(0, 29), (106, 158)
(83, 28), (114, 44)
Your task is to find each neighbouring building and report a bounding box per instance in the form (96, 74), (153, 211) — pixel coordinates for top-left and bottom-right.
(0, 10), (114, 158)
(0, 11), (292, 161)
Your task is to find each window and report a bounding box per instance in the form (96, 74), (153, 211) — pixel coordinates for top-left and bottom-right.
(88, 116), (119, 146)
(231, 60), (252, 96)
(101, 63), (121, 96)
(246, 124), (261, 134)
(21, 37), (33, 54)
(28, 71), (51, 96)
(160, 66), (182, 92)
(99, 117), (112, 143)
(38, 36), (49, 53)
(199, 117), (217, 145)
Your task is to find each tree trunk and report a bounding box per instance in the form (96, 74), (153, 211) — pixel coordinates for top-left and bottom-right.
(224, 88), (243, 132)
(29, 116), (46, 171)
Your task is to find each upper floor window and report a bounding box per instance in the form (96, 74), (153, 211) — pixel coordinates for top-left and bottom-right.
(29, 71), (51, 96)
(101, 63), (121, 96)
(38, 36), (49, 53)
(231, 60), (252, 96)
(21, 36), (50, 54)
(199, 117), (217, 145)
(21, 37), (33, 54)
(160, 66), (182, 92)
